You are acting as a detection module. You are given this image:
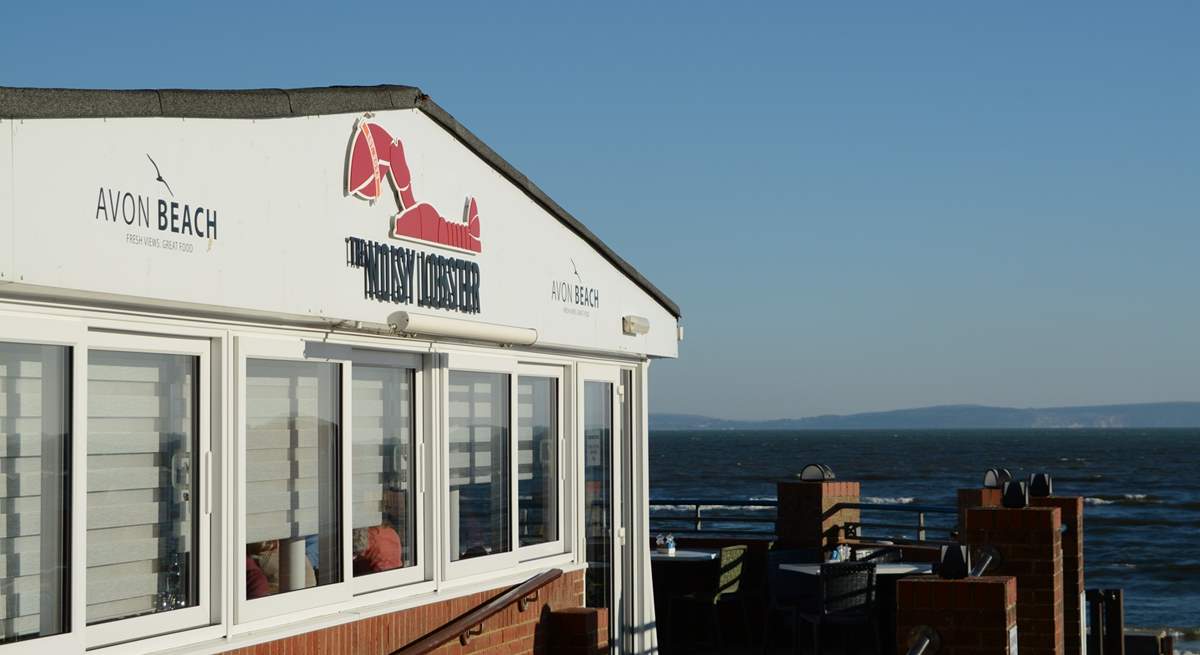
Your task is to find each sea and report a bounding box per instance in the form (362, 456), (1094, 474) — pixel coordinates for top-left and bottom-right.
(649, 429), (1200, 651)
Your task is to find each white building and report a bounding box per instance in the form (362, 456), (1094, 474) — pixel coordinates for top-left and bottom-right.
(0, 85), (680, 654)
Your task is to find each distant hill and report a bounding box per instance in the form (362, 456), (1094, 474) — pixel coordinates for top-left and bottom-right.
(650, 402), (1200, 430)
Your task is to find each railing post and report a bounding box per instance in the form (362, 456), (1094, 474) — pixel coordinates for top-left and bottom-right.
(917, 512), (926, 542)
(694, 504), (702, 532)
(1086, 590), (1104, 655)
(1102, 589), (1124, 655)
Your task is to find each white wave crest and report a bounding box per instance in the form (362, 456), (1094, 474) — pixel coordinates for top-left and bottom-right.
(1085, 497), (1115, 505)
(863, 496), (915, 505)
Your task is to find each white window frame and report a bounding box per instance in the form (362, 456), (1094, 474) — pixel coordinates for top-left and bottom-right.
(81, 331), (213, 649)
(346, 347), (431, 596)
(514, 363), (567, 562)
(442, 353), (520, 580)
(234, 336), (353, 624)
(0, 314), (86, 655)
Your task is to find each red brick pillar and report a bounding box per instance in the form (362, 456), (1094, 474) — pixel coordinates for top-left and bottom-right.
(957, 488), (1003, 533)
(963, 506), (1065, 655)
(775, 479), (860, 552)
(547, 607), (608, 655)
(1031, 496), (1084, 655)
(896, 576), (1018, 655)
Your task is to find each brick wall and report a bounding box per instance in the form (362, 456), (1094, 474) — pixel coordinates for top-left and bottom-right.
(896, 575), (1018, 655)
(776, 479), (860, 551)
(1031, 496), (1084, 655)
(957, 487), (1003, 533)
(221, 569), (586, 655)
(963, 506), (1065, 655)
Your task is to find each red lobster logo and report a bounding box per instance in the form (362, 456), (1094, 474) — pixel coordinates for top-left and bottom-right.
(346, 116), (482, 254)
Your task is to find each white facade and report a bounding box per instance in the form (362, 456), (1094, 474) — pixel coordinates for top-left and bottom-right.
(0, 89), (677, 655)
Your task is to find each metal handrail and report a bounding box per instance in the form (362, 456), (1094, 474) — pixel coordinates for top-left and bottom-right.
(390, 568), (563, 655)
(648, 498), (959, 544)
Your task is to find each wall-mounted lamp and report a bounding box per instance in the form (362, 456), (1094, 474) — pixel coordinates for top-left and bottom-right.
(969, 544), (1003, 577)
(799, 463), (835, 481)
(622, 315), (650, 336)
(1029, 473), (1053, 498)
(938, 545), (971, 579)
(983, 468), (1013, 489)
(1001, 480), (1028, 508)
(387, 311), (538, 346)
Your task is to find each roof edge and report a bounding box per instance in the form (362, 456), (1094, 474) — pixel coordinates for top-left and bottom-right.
(0, 85), (680, 318)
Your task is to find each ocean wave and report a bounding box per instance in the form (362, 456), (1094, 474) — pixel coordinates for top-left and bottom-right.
(1084, 494), (1164, 506)
(863, 496), (915, 505)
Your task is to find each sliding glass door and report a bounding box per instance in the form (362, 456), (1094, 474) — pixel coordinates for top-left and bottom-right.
(580, 364), (623, 652)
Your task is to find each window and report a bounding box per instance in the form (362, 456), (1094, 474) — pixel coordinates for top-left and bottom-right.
(517, 376), (558, 549)
(447, 371), (510, 562)
(351, 364), (415, 577)
(244, 359), (341, 599)
(0, 342), (70, 644)
(86, 351), (199, 625)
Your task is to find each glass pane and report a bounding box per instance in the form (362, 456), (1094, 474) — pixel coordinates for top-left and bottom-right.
(448, 371), (510, 561)
(87, 350), (198, 624)
(0, 343), (69, 643)
(245, 359), (341, 599)
(351, 365), (415, 576)
(584, 381), (613, 612)
(518, 376), (557, 547)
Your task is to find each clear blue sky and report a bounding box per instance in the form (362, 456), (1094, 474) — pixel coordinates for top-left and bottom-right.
(4, 2), (1198, 419)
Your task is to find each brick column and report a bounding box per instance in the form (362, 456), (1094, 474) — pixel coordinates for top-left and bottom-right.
(896, 576), (1018, 655)
(963, 506), (1065, 655)
(957, 487), (1003, 533)
(1031, 496), (1084, 655)
(547, 607), (608, 655)
(775, 479), (860, 551)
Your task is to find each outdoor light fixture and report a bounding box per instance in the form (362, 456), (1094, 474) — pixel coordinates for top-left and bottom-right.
(1029, 473), (1053, 498)
(983, 467), (1013, 489)
(799, 464), (835, 481)
(938, 545), (971, 580)
(969, 544), (1003, 577)
(1001, 480), (1028, 508)
(906, 626), (942, 655)
(621, 315), (651, 336)
(387, 311), (538, 346)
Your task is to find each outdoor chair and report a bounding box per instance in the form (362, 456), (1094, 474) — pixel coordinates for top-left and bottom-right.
(667, 544), (750, 651)
(797, 561), (880, 655)
(760, 548), (821, 654)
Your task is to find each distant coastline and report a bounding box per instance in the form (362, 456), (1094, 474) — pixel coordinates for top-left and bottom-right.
(651, 401), (1200, 430)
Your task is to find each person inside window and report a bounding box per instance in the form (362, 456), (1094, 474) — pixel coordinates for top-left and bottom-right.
(352, 526), (403, 575)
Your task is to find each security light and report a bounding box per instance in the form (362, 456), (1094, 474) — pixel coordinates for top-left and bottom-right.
(799, 464), (835, 481)
(1029, 473), (1053, 498)
(983, 467), (1013, 489)
(1001, 480), (1028, 509)
(621, 315), (651, 336)
(969, 544), (1003, 577)
(938, 545), (970, 579)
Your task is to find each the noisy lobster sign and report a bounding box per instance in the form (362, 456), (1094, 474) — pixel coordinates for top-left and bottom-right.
(346, 116), (482, 254)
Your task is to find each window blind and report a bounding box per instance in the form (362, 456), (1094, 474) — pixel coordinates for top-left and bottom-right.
(86, 351), (196, 624)
(350, 366), (410, 531)
(0, 343), (68, 642)
(447, 372), (509, 561)
(244, 359), (340, 594)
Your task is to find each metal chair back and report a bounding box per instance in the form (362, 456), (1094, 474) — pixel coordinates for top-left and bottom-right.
(712, 544), (748, 602)
(819, 561), (877, 616)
